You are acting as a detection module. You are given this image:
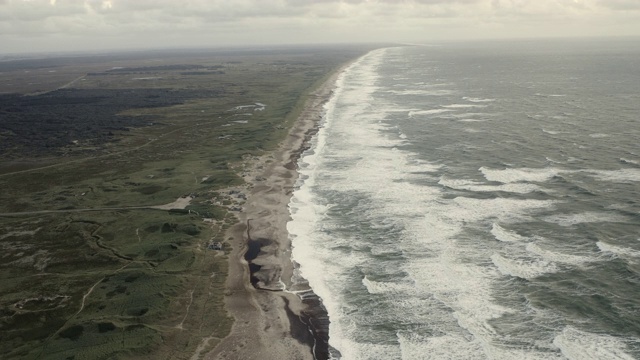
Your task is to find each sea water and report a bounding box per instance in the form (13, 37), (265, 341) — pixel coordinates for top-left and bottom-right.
(287, 39), (640, 359)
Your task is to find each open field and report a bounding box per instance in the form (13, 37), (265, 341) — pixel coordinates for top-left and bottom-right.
(0, 45), (371, 359)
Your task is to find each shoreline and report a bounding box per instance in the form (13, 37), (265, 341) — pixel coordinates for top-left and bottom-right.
(203, 62), (351, 360)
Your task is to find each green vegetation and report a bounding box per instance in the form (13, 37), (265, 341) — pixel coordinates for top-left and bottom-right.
(0, 46), (368, 359)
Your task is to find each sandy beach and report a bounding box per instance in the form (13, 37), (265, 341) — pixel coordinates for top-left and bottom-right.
(203, 65), (348, 360)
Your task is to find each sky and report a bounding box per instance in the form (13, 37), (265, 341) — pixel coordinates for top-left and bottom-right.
(1, 0), (640, 53)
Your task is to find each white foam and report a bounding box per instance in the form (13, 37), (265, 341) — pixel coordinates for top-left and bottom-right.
(399, 331), (564, 360)
(535, 93), (566, 97)
(408, 109), (452, 117)
(406, 255), (516, 345)
(439, 178), (540, 194)
(597, 241), (640, 260)
(289, 48), (394, 358)
(553, 326), (636, 360)
(405, 196), (556, 355)
(491, 253), (558, 280)
(463, 97), (495, 103)
(445, 112), (492, 119)
(288, 46), (571, 360)
(480, 167), (559, 183)
(388, 89), (454, 96)
(585, 168), (640, 183)
(458, 118), (487, 122)
(417, 82), (453, 88)
(362, 276), (412, 295)
(451, 197), (555, 223)
(543, 212), (627, 226)
(526, 243), (591, 266)
(491, 223), (528, 242)
(398, 332), (484, 360)
(589, 133), (609, 138)
(336, 339), (400, 360)
(443, 104), (488, 109)
(620, 158), (639, 166)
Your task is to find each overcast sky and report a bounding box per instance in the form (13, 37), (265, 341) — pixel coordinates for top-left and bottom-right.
(1, 0), (639, 54)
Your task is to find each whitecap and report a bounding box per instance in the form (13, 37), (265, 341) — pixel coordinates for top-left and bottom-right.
(545, 157), (563, 164)
(479, 167), (559, 183)
(491, 253), (558, 280)
(458, 118), (487, 122)
(584, 168), (640, 183)
(620, 158), (639, 165)
(443, 104), (488, 109)
(445, 112), (492, 119)
(589, 133), (609, 138)
(408, 109), (452, 117)
(362, 276), (412, 295)
(525, 243), (591, 266)
(388, 89), (454, 96)
(491, 223), (528, 242)
(553, 326), (636, 360)
(462, 97), (495, 103)
(597, 241), (640, 259)
(451, 197), (555, 223)
(544, 212), (627, 226)
(398, 332), (484, 360)
(439, 178), (539, 194)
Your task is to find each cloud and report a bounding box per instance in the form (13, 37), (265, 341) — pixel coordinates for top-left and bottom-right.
(0, 0), (596, 22)
(598, 0), (640, 11)
(0, 0), (638, 52)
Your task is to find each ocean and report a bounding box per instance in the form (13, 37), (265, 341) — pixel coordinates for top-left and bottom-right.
(287, 39), (640, 359)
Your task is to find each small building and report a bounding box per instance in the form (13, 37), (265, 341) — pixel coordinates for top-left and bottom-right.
(208, 242), (223, 250)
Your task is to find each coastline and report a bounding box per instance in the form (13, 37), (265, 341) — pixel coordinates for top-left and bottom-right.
(203, 62), (351, 360)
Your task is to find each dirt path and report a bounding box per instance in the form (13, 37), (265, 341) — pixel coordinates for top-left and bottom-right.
(0, 206), (153, 217)
(25, 74), (87, 97)
(37, 262), (131, 358)
(0, 196), (193, 217)
(176, 290), (194, 330)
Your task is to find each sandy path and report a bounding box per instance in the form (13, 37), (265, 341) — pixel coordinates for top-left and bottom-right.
(203, 68), (346, 360)
(0, 196), (193, 217)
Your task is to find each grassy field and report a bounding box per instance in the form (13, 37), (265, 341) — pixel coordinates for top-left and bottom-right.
(0, 45), (370, 359)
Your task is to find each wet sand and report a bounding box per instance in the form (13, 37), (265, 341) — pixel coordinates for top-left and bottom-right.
(203, 66), (347, 360)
